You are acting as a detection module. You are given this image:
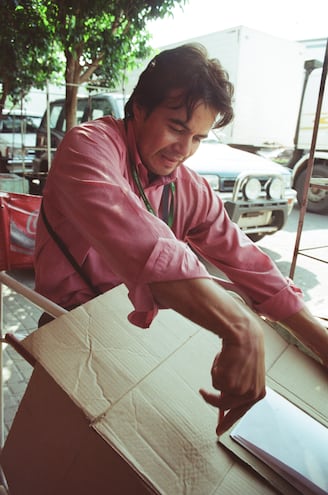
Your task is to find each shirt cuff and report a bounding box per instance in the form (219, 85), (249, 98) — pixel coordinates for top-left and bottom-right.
(253, 278), (304, 321)
(126, 238), (210, 328)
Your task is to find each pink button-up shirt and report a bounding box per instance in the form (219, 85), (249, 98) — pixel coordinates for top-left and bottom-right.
(35, 116), (304, 327)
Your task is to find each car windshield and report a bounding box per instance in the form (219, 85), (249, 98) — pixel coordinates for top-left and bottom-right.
(0, 114), (41, 133)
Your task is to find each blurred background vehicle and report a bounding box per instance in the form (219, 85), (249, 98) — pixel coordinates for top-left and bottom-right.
(0, 110), (41, 174)
(32, 92), (126, 175)
(186, 131), (296, 242)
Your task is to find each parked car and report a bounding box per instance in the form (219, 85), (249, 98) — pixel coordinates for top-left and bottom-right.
(0, 110), (41, 173)
(33, 92), (126, 175)
(185, 131), (296, 241)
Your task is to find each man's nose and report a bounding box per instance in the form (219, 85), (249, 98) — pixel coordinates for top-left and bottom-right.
(174, 135), (193, 157)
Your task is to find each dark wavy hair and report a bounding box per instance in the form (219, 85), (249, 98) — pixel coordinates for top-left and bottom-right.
(125, 43), (234, 129)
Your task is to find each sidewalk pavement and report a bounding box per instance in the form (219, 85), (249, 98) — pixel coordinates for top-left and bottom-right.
(1, 269), (42, 442)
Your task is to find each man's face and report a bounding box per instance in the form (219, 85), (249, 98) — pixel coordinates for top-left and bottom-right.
(133, 93), (217, 176)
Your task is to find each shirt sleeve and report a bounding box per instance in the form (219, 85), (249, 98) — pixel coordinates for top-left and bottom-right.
(183, 172), (304, 321)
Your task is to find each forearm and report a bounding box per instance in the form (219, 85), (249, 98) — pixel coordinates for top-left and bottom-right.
(149, 277), (263, 345)
(281, 306), (328, 367)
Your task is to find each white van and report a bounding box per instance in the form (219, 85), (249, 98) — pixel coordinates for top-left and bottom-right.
(0, 110), (41, 173)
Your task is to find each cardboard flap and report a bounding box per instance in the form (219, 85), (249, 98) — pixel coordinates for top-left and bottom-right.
(93, 330), (274, 495)
(18, 285), (327, 494)
(22, 285), (202, 420)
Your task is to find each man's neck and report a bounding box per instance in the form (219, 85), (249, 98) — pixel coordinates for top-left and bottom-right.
(148, 172), (159, 183)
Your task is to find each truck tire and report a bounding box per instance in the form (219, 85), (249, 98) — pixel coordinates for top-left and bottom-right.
(247, 233), (266, 242)
(295, 163), (328, 214)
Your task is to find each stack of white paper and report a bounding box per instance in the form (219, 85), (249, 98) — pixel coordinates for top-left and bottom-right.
(231, 387), (328, 495)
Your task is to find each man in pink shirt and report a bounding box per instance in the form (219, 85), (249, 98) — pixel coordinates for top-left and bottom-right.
(35, 44), (328, 435)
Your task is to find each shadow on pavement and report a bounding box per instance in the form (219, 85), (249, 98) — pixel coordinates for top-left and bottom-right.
(260, 246), (321, 303)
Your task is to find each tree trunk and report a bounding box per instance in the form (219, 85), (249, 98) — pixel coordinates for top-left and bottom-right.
(65, 51), (80, 131)
(0, 80), (9, 116)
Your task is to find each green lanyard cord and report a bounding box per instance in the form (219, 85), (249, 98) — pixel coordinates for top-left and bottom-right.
(124, 119), (175, 228)
(131, 164), (175, 228)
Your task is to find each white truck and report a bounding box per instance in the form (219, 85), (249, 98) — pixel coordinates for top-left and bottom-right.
(154, 26), (328, 213)
(289, 60), (328, 213)
(191, 26), (305, 153)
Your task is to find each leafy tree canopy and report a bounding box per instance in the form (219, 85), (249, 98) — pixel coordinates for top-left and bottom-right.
(0, 0), (186, 127)
(0, 0), (61, 112)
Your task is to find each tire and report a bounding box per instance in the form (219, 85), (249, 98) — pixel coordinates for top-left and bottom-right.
(0, 157), (9, 173)
(247, 233), (266, 242)
(295, 163), (328, 214)
(39, 159), (49, 173)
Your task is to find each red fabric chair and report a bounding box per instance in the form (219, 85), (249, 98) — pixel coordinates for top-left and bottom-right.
(0, 192), (41, 271)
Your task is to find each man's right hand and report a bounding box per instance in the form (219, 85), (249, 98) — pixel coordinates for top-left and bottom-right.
(199, 324), (266, 435)
(150, 277), (267, 434)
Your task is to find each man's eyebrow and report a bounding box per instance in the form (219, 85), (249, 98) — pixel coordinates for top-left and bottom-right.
(169, 118), (209, 139)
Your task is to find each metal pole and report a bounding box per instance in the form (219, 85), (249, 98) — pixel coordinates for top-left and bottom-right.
(289, 38), (328, 279)
(0, 272), (67, 319)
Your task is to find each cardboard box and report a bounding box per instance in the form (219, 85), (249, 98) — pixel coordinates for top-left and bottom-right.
(1, 285), (327, 494)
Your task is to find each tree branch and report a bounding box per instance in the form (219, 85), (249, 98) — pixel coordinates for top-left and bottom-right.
(79, 53), (104, 84)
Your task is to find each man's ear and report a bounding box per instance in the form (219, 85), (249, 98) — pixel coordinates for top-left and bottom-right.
(132, 101), (145, 123)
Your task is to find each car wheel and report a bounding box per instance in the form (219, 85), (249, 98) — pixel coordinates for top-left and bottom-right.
(0, 157), (9, 173)
(40, 159), (49, 173)
(295, 163), (328, 214)
(247, 233), (266, 242)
